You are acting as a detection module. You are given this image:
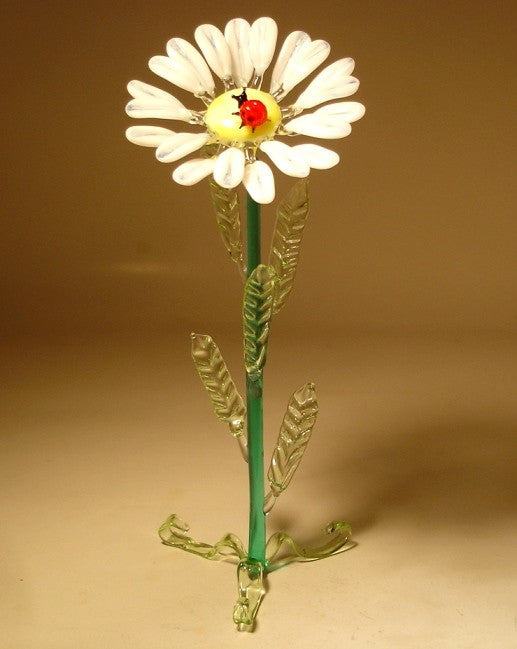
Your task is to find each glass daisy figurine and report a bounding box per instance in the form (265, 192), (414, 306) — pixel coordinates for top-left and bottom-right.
(125, 16), (364, 631)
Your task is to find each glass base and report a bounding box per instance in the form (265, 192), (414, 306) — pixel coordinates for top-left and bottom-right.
(159, 513), (355, 631)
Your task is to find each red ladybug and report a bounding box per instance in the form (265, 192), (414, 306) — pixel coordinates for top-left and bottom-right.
(232, 88), (269, 132)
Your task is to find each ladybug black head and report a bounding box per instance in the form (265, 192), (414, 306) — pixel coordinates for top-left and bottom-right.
(231, 88), (248, 107)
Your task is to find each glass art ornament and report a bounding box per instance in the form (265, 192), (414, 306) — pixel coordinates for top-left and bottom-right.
(125, 16), (364, 631)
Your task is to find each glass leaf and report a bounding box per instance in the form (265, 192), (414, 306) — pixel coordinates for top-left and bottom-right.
(191, 333), (246, 439)
(267, 382), (318, 498)
(158, 514), (247, 561)
(233, 560), (265, 632)
(243, 264), (276, 380)
(269, 178), (309, 314)
(266, 521), (354, 572)
(208, 179), (245, 278)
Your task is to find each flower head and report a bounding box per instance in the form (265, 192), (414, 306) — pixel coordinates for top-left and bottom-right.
(125, 17), (364, 204)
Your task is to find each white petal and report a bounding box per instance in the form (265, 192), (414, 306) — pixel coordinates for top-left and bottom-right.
(271, 36), (330, 97)
(293, 58), (357, 110)
(259, 141), (310, 178)
(270, 31), (310, 94)
(125, 125), (175, 147)
(317, 100), (365, 122)
(243, 161), (275, 204)
(127, 80), (166, 100)
(213, 147), (245, 189)
(156, 132), (210, 163)
(224, 18), (253, 88)
(173, 158), (216, 185)
(194, 24), (232, 80)
(284, 112), (352, 139)
(126, 80), (192, 121)
(149, 56), (199, 95)
(284, 101), (360, 139)
(291, 144), (340, 169)
(166, 37), (215, 95)
(149, 40), (215, 97)
(249, 17), (278, 76)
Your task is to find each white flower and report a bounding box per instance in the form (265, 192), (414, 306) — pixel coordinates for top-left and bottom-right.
(125, 17), (364, 204)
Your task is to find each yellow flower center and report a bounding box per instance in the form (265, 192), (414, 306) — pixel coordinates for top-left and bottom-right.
(204, 89), (282, 146)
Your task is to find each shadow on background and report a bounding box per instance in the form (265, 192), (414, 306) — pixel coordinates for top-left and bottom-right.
(322, 418), (517, 533)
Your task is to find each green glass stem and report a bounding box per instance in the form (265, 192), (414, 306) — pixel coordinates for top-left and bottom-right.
(246, 193), (266, 567)
(246, 193), (261, 274)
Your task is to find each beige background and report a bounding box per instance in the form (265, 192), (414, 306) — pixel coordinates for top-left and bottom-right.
(1, 1), (516, 647)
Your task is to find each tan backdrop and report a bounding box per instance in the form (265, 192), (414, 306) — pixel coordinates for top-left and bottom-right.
(1, 0), (515, 337)
(1, 2), (516, 648)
